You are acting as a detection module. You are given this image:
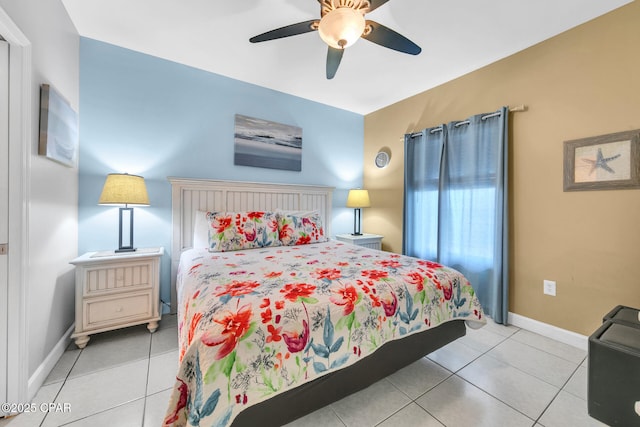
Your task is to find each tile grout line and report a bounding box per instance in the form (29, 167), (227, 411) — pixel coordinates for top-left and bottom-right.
(56, 399), (146, 427)
(509, 329), (587, 365)
(375, 375), (448, 427)
(39, 344), (84, 427)
(372, 401), (413, 427)
(453, 374), (538, 425)
(328, 405), (348, 427)
(484, 330), (588, 390)
(531, 357), (587, 426)
(140, 326), (155, 427)
(408, 370), (454, 427)
(432, 327), (513, 374)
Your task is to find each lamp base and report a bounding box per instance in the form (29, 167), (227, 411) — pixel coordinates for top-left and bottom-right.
(352, 208), (363, 236)
(115, 247), (137, 253)
(117, 207), (136, 253)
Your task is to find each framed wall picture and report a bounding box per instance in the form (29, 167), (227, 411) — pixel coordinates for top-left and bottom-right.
(38, 83), (79, 168)
(563, 129), (640, 191)
(234, 114), (302, 172)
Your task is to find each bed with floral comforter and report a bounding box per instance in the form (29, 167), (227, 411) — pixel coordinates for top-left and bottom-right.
(163, 240), (485, 426)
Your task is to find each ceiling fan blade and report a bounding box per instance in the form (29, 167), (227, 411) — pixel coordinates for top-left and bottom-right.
(250, 20), (319, 43)
(367, 0), (391, 13)
(362, 20), (421, 55)
(326, 47), (344, 79)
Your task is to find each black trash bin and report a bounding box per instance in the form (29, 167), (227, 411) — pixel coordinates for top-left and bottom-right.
(588, 320), (640, 426)
(603, 305), (640, 327)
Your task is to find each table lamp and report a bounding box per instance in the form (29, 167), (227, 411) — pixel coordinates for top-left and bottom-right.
(346, 189), (370, 236)
(98, 173), (149, 252)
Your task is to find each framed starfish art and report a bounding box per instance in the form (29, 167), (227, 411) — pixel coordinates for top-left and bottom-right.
(563, 129), (640, 191)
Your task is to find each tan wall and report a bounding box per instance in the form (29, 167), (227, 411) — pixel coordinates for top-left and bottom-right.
(363, 2), (640, 336)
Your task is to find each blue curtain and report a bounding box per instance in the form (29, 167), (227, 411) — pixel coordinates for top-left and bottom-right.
(403, 126), (444, 261)
(403, 107), (509, 324)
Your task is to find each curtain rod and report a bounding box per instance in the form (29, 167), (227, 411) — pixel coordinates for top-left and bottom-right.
(409, 105), (527, 137)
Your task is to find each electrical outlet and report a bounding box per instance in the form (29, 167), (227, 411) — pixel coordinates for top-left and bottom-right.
(543, 280), (556, 296)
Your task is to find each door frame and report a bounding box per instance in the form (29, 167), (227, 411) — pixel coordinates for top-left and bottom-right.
(0, 6), (31, 405)
(0, 38), (9, 411)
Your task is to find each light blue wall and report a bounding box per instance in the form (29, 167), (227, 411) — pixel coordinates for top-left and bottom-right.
(78, 38), (364, 309)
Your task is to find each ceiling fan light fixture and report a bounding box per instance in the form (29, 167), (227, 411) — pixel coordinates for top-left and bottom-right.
(318, 7), (365, 49)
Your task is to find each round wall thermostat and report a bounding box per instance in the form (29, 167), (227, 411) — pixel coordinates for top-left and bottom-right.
(375, 151), (390, 168)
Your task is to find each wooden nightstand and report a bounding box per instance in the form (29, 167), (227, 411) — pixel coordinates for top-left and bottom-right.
(69, 247), (163, 348)
(335, 233), (383, 250)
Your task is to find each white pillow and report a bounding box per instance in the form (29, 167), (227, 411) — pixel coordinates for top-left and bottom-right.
(193, 210), (212, 249)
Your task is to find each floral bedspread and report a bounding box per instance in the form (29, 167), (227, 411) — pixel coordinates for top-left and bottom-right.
(163, 241), (485, 426)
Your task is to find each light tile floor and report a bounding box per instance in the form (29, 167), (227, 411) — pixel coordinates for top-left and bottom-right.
(0, 316), (607, 427)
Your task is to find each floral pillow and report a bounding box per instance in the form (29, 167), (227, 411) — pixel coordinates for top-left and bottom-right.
(277, 212), (327, 246)
(208, 211), (280, 252)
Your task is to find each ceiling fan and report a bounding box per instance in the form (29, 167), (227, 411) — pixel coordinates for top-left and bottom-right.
(249, 0), (421, 79)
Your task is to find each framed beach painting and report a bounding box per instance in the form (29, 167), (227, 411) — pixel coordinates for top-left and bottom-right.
(234, 114), (302, 171)
(563, 129), (640, 191)
(38, 84), (79, 168)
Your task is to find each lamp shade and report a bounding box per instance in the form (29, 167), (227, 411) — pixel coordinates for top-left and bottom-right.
(318, 7), (365, 49)
(346, 189), (371, 208)
(98, 173), (150, 206)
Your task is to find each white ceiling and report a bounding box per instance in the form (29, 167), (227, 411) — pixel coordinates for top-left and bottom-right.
(61, 0), (631, 115)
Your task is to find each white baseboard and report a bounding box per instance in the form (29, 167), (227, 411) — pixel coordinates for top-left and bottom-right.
(27, 323), (74, 400)
(508, 312), (588, 352)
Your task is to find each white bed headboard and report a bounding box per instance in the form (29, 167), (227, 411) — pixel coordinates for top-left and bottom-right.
(168, 177), (334, 311)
